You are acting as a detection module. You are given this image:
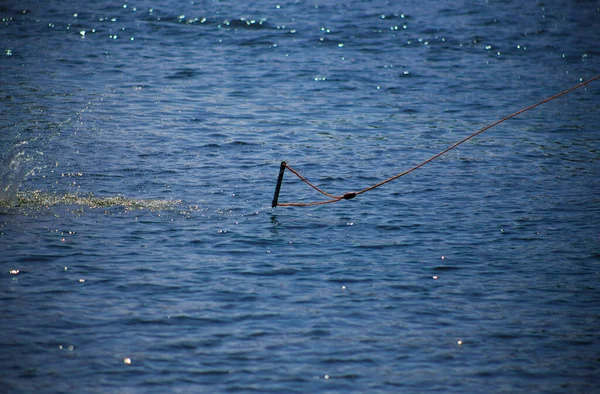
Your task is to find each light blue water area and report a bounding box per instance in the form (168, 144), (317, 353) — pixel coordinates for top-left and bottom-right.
(1, 0), (600, 392)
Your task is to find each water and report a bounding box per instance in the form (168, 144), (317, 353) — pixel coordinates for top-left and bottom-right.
(1, 0), (599, 392)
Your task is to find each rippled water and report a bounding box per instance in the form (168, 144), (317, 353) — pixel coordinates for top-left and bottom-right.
(2, 0), (599, 392)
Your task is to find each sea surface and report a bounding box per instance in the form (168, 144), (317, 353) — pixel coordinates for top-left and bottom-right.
(1, 0), (599, 392)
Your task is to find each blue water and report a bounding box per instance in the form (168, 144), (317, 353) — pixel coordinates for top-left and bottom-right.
(2, 1), (600, 392)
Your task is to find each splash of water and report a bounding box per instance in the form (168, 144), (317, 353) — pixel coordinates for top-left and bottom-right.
(0, 148), (32, 204)
(4, 190), (183, 211)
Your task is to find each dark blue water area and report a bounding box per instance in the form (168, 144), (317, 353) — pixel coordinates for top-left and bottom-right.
(1, 0), (600, 392)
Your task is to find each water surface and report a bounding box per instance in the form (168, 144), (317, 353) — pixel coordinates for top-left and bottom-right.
(1, 0), (599, 392)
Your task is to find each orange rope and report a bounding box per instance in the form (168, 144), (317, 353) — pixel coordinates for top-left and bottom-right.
(274, 75), (600, 207)
(283, 164), (341, 200)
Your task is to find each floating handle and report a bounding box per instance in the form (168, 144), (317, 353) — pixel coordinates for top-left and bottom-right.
(271, 161), (287, 208)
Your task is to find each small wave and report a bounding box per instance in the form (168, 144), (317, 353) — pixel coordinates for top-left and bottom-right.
(432, 265), (460, 271)
(219, 18), (273, 30)
(226, 140), (255, 146)
(146, 14), (273, 30)
(166, 68), (202, 80)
